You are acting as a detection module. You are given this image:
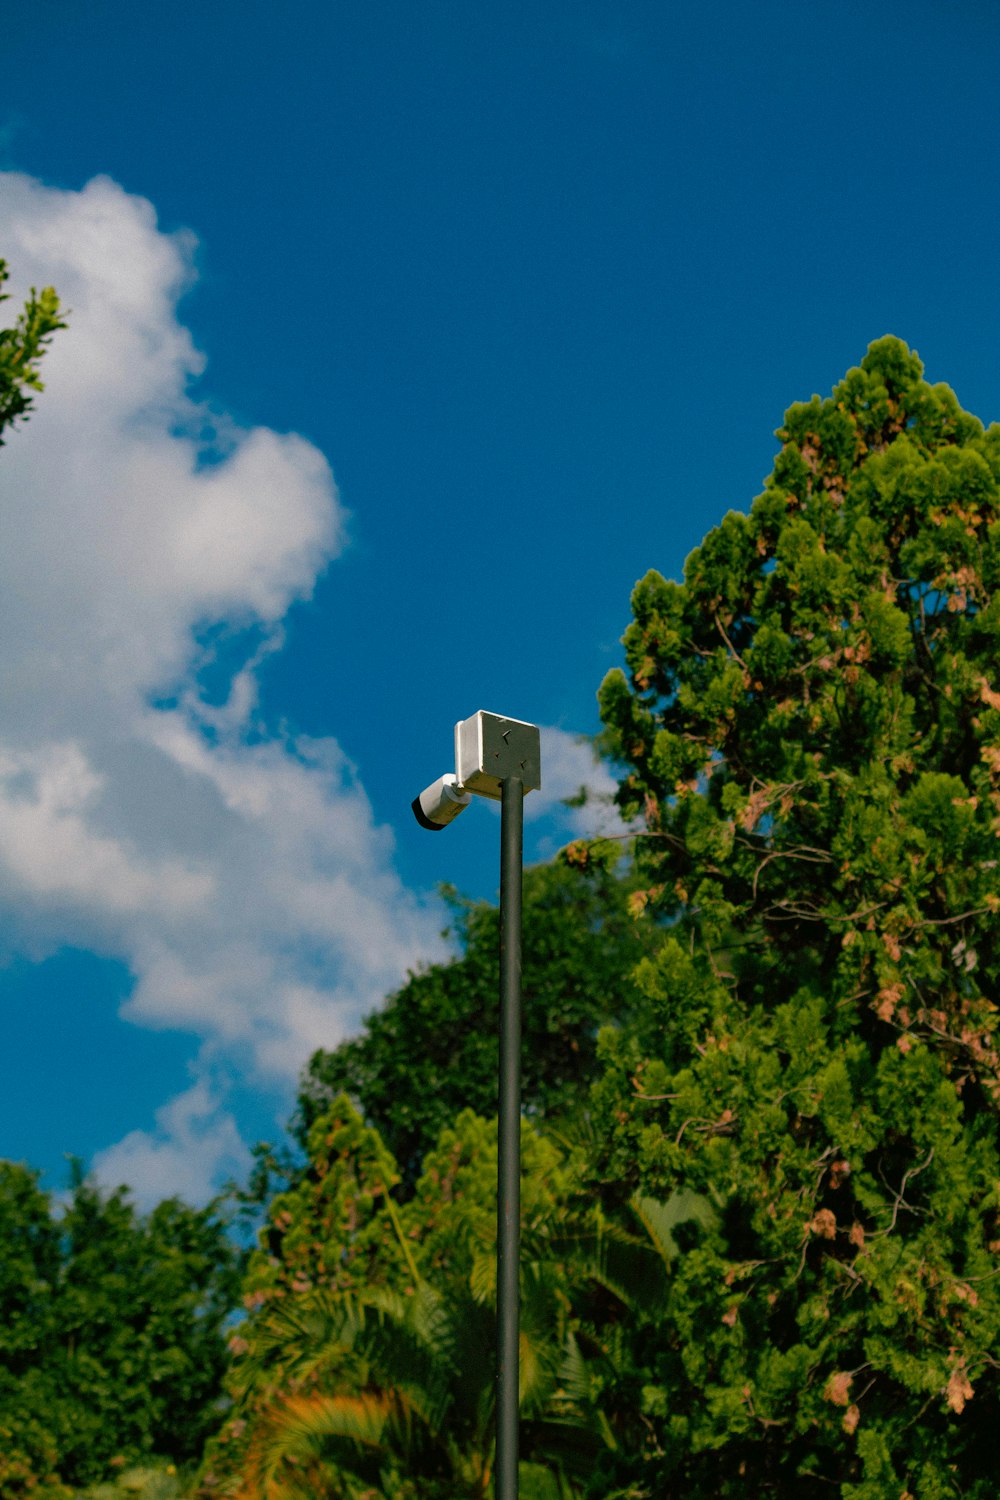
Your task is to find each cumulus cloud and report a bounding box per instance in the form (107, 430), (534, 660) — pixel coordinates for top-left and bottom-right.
(0, 174), (445, 1199)
(89, 1081), (252, 1210)
(531, 726), (621, 826)
(517, 724), (632, 860)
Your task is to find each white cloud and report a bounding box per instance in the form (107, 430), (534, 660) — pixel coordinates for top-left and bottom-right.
(89, 1081), (252, 1210)
(0, 173), (446, 1199)
(0, 741), (214, 917)
(520, 725), (632, 860)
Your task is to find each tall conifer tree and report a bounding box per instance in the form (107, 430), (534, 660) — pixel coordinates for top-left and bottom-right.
(592, 338), (1000, 1497)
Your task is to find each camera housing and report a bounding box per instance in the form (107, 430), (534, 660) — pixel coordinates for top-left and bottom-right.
(412, 711), (541, 830)
(454, 711), (541, 800)
(411, 773), (472, 831)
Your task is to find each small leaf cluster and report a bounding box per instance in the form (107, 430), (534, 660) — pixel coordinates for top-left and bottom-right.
(0, 259), (66, 442)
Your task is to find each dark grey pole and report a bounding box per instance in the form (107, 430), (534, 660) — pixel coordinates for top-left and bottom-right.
(495, 774), (523, 1500)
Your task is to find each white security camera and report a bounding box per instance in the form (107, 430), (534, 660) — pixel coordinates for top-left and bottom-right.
(412, 711), (541, 831)
(411, 773), (472, 831)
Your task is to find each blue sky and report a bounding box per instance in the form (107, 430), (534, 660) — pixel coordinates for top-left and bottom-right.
(2, 0), (1000, 1201)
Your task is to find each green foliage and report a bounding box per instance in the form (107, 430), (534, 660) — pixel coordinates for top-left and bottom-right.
(13, 317), (999, 1496)
(0, 1162), (240, 1497)
(298, 862), (654, 1180)
(201, 1097), (702, 1499)
(242, 1097), (410, 1311)
(69, 1463), (190, 1500)
(592, 337), (1000, 1495)
(0, 259), (65, 441)
(0, 1163), (65, 1497)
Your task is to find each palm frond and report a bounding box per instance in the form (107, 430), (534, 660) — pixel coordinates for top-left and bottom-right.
(237, 1388), (410, 1500)
(551, 1330), (591, 1411)
(522, 1416), (613, 1477)
(630, 1189), (717, 1268)
(266, 1388), (399, 1450)
(519, 1324), (560, 1415)
(470, 1248), (496, 1303)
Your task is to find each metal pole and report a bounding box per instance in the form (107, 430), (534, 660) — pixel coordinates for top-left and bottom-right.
(496, 774), (523, 1500)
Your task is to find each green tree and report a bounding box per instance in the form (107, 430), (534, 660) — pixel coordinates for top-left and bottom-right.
(298, 863), (653, 1181)
(0, 1163), (240, 1497)
(589, 337), (1000, 1496)
(201, 1097), (690, 1499)
(0, 258), (65, 441)
(54, 1172), (242, 1482)
(0, 1162), (64, 1497)
(0, 266), (67, 1497)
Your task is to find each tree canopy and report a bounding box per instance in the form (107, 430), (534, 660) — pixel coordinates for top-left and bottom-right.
(0, 1161), (240, 1497)
(198, 1094), (707, 1500)
(6, 291), (1000, 1500)
(591, 336), (1000, 1496)
(299, 862), (654, 1180)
